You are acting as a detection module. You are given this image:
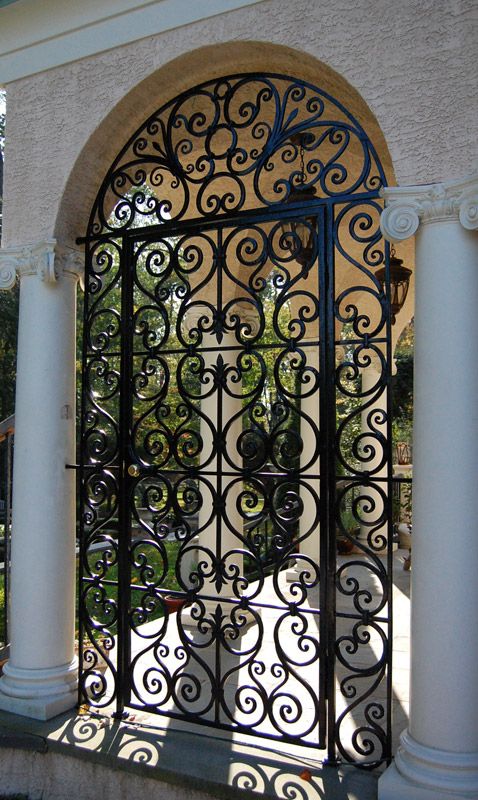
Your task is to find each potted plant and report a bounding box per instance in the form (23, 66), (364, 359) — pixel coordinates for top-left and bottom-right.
(336, 508), (360, 555)
(164, 593), (186, 614)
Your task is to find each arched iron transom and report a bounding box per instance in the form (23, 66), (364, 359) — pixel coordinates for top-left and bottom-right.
(79, 73), (393, 767)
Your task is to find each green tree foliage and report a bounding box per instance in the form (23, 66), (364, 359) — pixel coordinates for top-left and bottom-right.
(0, 285), (18, 419)
(0, 90), (4, 241)
(392, 319), (414, 444)
(0, 90), (19, 421)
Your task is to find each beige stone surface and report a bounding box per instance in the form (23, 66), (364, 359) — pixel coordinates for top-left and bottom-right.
(2, 0), (476, 250)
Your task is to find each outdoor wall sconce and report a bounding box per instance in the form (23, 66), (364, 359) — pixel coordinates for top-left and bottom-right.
(376, 245), (412, 324)
(281, 132), (317, 266)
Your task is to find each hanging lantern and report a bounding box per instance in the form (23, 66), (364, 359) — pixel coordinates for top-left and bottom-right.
(281, 133), (317, 266)
(376, 245), (412, 324)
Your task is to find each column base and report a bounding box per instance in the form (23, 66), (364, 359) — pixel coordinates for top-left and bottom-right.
(0, 658), (78, 721)
(285, 562), (321, 583)
(379, 730), (478, 799)
(285, 566), (300, 583)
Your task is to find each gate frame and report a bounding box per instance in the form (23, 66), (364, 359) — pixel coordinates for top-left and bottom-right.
(77, 71), (393, 767)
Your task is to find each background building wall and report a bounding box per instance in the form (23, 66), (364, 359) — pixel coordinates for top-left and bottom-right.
(1, 0), (477, 247)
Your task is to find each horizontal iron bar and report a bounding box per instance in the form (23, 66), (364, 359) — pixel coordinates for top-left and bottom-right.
(84, 340), (323, 358)
(76, 464), (410, 483)
(80, 577), (323, 614)
(84, 337), (390, 359)
(120, 705), (326, 750)
(336, 611), (391, 624)
(77, 189), (382, 246)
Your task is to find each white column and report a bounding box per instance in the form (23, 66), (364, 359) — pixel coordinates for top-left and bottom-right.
(196, 327), (244, 598)
(378, 173), (478, 799)
(194, 327), (219, 576)
(183, 307), (256, 616)
(287, 337), (321, 584)
(359, 352), (388, 549)
(0, 241), (83, 720)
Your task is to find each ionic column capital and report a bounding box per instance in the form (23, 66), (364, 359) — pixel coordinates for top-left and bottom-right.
(230, 300), (261, 338)
(380, 172), (478, 242)
(55, 244), (85, 290)
(184, 303), (213, 336)
(365, 349), (387, 375)
(0, 240), (84, 290)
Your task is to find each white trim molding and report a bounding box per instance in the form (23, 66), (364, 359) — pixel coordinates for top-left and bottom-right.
(0, 0), (265, 84)
(380, 172), (478, 241)
(0, 240), (84, 289)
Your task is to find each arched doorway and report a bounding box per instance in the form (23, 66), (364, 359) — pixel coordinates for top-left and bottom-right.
(78, 72), (393, 766)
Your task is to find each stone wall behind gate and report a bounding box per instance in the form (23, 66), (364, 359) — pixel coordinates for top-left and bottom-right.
(1, 0), (477, 248)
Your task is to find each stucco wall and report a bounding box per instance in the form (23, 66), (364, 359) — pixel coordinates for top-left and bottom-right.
(2, 0), (477, 247)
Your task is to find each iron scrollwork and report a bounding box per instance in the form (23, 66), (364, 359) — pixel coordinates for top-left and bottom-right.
(79, 72), (392, 765)
(88, 74), (383, 236)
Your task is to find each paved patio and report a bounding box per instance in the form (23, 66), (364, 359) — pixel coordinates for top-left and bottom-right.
(0, 550), (410, 800)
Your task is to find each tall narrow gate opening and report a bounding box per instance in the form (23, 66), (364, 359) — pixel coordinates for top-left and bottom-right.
(78, 73), (393, 766)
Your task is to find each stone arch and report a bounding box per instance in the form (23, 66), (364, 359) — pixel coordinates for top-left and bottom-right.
(57, 39), (415, 339)
(54, 40), (398, 248)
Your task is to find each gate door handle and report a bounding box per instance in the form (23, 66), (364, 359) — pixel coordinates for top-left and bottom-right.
(127, 464), (140, 478)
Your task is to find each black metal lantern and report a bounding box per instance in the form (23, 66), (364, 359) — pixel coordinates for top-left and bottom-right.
(376, 245), (412, 324)
(281, 133), (317, 266)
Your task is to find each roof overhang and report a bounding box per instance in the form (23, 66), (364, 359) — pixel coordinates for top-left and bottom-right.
(0, 0), (265, 85)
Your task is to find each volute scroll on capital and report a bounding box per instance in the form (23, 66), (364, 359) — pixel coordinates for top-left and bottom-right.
(459, 193), (478, 231)
(55, 245), (85, 290)
(0, 240), (85, 289)
(380, 173), (478, 242)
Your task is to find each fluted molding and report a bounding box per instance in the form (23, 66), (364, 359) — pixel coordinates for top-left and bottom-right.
(380, 172), (478, 242)
(0, 240), (84, 289)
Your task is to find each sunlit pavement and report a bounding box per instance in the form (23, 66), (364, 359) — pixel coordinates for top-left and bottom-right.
(0, 549), (410, 800)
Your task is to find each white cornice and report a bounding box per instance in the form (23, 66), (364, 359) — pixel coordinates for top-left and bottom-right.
(0, 240), (55, 288)
(380, 172), (478, 242)
(0, 0), (264, 85)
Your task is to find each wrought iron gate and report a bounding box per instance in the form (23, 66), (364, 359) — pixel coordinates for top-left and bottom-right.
(78, 73), (393, 766)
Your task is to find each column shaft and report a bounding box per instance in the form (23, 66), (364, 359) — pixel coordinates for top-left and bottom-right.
(410, 218), (478, 750)
(287, 341), (321, 584)
(0, 242), (81, 720)
(299, 345), (321, 564)
(360, 360), (388, 547)
(193, 330), (244, 603)
(379, 174), (478, 799)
